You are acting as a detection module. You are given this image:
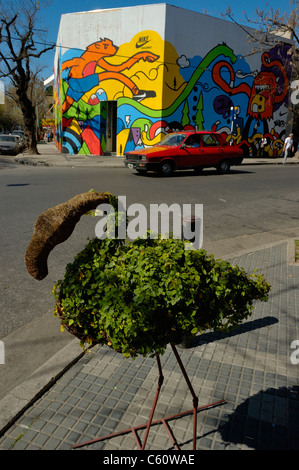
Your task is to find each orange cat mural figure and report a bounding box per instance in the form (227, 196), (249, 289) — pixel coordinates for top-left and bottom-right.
(61, 38), (159, 112)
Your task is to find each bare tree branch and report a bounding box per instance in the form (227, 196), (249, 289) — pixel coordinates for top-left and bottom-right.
(0, 0), (55, 153)
(223, 2), (299, 128)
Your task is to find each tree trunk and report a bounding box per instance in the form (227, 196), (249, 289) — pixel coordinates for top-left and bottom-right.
(25, 118), (39, 154)
(17, 90), (39, 155)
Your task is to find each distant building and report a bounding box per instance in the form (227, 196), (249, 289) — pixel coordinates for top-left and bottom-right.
(43, 75), (55, 136)
(54, 3), (293, 157)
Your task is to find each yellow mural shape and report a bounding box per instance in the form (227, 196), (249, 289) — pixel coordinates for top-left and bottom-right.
(117, 128), (130, 155)
(90, 30), (186, 110)
(69, 118), (82, 135)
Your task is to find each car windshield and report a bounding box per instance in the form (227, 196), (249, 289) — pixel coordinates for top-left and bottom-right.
(155, 133), (187, 147)
(0, 136), (16, 142)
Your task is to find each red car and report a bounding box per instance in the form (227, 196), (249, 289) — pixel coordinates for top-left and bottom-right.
(124, 131), (243, 176)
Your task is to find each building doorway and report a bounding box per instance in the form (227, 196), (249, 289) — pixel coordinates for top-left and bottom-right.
(106, 101), (117, 154)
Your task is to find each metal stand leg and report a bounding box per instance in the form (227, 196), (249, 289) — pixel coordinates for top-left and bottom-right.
(73, 344), (225, 450)
(170, 343), (198, 449)
(141, 355), (164, 450)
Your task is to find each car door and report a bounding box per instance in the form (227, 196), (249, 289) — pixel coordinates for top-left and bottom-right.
(214, 133), (233, 161)
(178, 134), (204, 168)
(200, 133), (224, 166)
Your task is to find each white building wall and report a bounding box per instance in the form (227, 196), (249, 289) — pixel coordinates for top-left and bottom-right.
(164, 5), (255, 60)
(55, 4), (167, 61)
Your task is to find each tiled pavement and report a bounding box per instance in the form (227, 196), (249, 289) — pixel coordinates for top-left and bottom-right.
(0, 241), (298, 451)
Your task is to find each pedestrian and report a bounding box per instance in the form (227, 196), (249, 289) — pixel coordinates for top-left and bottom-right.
(282, 133), (295, 164)
(260, 136), (267, 157)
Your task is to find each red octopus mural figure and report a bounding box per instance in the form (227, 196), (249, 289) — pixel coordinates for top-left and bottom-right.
(212, 50), (289, 154)
(212, 51), (289, 121)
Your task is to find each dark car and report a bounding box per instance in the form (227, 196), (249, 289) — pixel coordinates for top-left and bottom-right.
(124, 131), (243, 176)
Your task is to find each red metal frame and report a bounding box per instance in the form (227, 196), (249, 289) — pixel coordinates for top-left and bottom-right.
(73, 343), (225, 450)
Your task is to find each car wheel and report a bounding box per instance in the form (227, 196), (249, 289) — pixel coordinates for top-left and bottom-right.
(160, 161), (174, 176)
(217, 160), (230, 174)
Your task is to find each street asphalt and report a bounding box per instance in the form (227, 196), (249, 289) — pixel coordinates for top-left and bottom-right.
(0, 142), (298, 451)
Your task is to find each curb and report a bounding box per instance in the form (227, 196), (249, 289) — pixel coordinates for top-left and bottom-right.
(0, 340), (84, 437)
(14, 155), (125, 168)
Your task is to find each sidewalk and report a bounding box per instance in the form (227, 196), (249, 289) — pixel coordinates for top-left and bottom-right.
(0, 238), (298, 450)
(14, 141), (299, 167)
(14, 142), (125, 168)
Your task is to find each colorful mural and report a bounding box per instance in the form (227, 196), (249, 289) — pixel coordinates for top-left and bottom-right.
(55, 31), (292, 156)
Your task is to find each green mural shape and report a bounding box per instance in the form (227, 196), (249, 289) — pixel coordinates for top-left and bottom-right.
(117, 44), (237, 118)
(195, 92), (204, 130)
(79, 141), (90, 155)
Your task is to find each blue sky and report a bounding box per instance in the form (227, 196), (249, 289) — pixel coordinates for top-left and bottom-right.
(40, 0), (294, 78)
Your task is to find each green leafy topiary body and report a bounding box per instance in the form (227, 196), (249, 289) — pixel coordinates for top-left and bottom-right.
(53, 235), (270, 359)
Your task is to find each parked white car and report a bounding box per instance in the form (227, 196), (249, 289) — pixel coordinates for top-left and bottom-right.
(0, 134), (21, 156)
(12, 130), (25, 150)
